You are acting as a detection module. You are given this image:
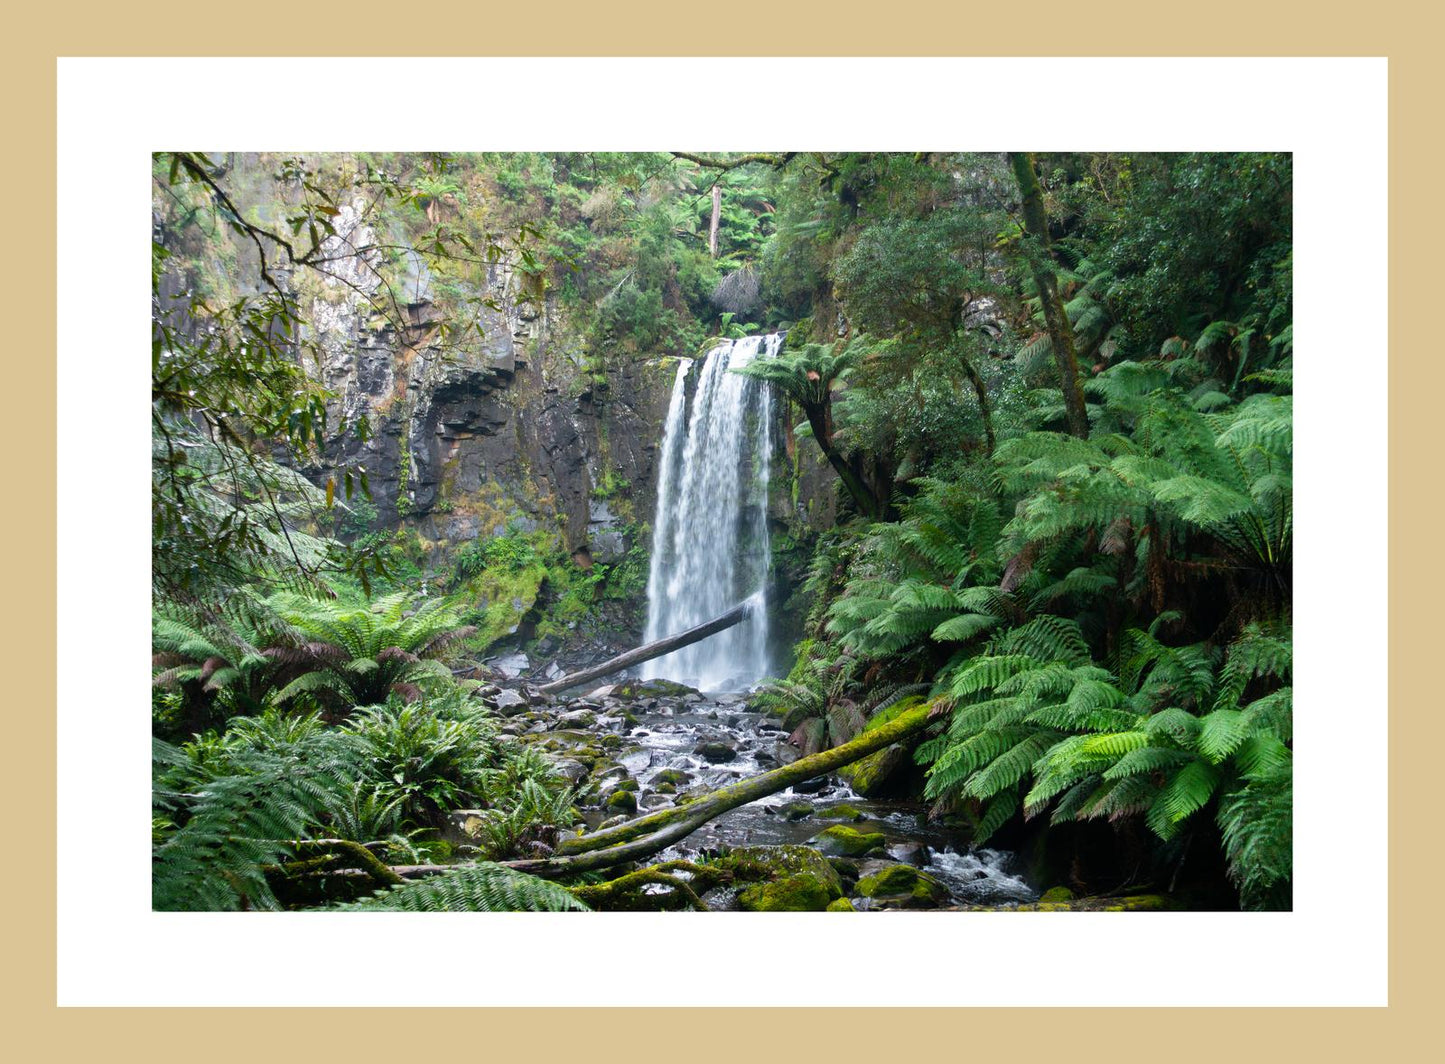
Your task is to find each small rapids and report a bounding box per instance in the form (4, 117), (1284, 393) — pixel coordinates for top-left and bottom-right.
(575, 689), (1038, 908)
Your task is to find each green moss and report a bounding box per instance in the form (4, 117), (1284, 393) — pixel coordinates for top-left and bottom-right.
(612, 678), (698, 699)
(809, 825), (886, 858)
(652, 768), (691, 786)
(855, 863), (950, 906)
(1039, 886), (1075, 903)
(836, 744), (909, 798)
(738, 874), (834, 912)
(780, 801), (814, 821)
(826, 897), (857, 912)
(604, 790), (638, 814)
(726, 844), (845, 912)
(818, 804), (865, 821)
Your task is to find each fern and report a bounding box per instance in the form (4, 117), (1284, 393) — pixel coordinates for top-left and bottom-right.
(338, 863), (590, 912)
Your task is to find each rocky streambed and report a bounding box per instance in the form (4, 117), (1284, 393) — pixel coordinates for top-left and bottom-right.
(461, 678), (1041, 911)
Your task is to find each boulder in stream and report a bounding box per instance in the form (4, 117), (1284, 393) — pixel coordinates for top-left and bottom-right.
(603, 790), (638, 814)
(611, 678), (698, 699)
(855, 863), (951, 908)
(836, 742), (913, 798)
(723, 845), (845, 912)
(810, 825), (887, 858)
(694, 740), (738, 763)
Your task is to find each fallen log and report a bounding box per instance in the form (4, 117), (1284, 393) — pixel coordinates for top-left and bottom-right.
(534, 597), (757, 695)
(503, 697), (941, 878)
(287, 839), (405, 887)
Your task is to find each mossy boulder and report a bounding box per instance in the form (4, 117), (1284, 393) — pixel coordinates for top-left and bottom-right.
(826, 897), (857, 912)
(612, 679), (697, 699)
(780, 801), (814, 821)
(855, 863), (950, 908)
(604, 790), (638, 814)
(612, 778), (639, 793)
(1039, 886), (1075, 903)
(738, 875), (835, 912)
(836, 742), (912, 798)
(809, 825), (886, 858)
(721, 845), (844, 912)
(818, 803), (866, 821)
(652, 768), (691, 786)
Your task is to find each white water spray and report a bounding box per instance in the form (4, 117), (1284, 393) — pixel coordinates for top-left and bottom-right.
(641, 334), (779, 690)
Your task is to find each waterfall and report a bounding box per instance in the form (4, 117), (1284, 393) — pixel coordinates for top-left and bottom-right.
(641, 334), (779, 691)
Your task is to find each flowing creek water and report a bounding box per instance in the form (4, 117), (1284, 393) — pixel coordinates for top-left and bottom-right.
(540, 687), (1038, 909)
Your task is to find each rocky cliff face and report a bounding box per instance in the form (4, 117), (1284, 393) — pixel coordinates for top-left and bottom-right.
(315, 281), (838, 569)
(284, 189), (686, 572)
(157, 154), (838, 653)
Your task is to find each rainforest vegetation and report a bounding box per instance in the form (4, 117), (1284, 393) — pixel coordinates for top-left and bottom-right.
(153, 150), (1291, 912)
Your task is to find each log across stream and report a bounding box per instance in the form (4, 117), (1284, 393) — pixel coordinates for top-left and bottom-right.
(491, 684), (1039, 908)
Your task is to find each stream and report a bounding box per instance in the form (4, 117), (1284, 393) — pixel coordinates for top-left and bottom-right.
(512, 684), (1038, 909)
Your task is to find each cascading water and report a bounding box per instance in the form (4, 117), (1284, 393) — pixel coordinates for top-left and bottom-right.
(641, 334), (779, 691)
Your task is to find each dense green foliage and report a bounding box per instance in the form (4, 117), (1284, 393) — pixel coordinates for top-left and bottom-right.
(152, 150), (1292, 912)
(152, 694), (581, 911)
(743, 151), (1292, 909)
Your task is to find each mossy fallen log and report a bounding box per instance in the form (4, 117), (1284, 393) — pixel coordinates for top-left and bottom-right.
(287, 839), (405, 887)
(503, 698), (940, 878)
(568, 860), (725, 911)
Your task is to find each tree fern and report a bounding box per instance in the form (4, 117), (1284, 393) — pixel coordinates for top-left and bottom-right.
(267, 590), (475, 710)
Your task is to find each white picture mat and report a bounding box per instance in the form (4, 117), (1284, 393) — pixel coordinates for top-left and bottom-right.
(56, 56), (1387, 1006)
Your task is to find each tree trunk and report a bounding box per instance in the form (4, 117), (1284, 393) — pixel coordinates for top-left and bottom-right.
(801, 399), (885, 519)
(708, 184), (722, 257)
(504, 699), (938, 878)
(1009, 152), (1090, 439)
(958, 348), (996, 455)
(535, 600), (754, 695)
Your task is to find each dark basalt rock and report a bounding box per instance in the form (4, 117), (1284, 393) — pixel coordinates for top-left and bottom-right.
(694, 741), (738, 764)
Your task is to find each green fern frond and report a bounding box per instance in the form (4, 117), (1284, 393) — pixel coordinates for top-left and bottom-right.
(339, 863), (590, 912)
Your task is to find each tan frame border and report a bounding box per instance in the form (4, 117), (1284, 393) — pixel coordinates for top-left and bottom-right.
(8, 3), (1431, 1057)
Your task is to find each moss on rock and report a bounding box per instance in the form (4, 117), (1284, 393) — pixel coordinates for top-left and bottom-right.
(809, 825), (886, 858)
(836, 743), (911, 798)
(826, 897), (857, 912)
(855, 863), (950, 907)
(718, 844), (844, 912)
(780, 801), (814, 821)
(737, 875), (834, 912)
(612, 679), (697, 699)
(604, 790), (638, 814)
